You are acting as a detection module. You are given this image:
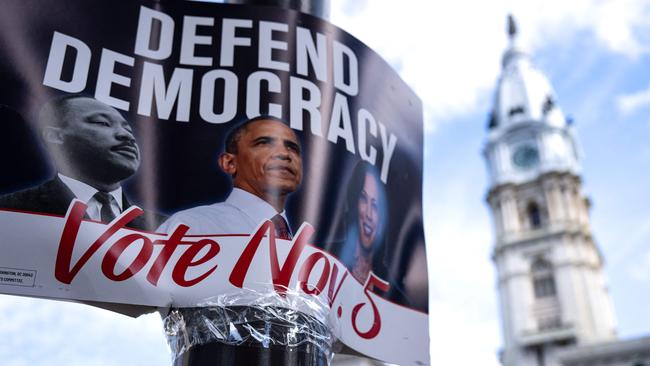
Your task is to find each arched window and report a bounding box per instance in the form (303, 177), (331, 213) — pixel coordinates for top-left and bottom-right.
(542, 95), (555, 115)
(509, 105), (525, 117)
(532, 257), (556, 298)
(527, 202), (542, 229)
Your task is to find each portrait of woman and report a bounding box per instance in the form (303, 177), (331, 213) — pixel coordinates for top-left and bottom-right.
(339, 161), (387, 284)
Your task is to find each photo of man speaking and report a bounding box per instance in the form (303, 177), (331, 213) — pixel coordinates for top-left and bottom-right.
(0, 95), (162, 231)
(157, 115), (302, 237)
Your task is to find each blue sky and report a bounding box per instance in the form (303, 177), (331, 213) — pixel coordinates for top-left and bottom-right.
(336, 0), (650, 364)
(2, 1), (650, 365)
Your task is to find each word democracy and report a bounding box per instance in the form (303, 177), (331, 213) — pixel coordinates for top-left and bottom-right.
(42, 6), (398, 182)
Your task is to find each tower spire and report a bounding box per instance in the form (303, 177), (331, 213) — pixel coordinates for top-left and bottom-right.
(507, 14), (517, 41)
(501, 14), (525, 68)
(484, 15), (619, 366)
(491, 13), (569, 133)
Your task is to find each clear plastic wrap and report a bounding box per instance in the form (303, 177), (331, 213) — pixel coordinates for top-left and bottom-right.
(162, 288), (336, 364)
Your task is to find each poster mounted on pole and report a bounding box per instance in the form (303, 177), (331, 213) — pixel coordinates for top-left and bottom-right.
(0, 1), (429, 364)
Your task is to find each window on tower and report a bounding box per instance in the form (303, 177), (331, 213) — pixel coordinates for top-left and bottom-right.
(527, 202), (542, 229)
(508, 105), (525, 117)
(542, 95), (555, 115)
(487, 111), (498, 129)
(531, 258), (556, 298)
(534, 276), (556, 298)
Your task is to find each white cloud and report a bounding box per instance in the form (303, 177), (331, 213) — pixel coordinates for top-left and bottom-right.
(629, 251), (650, 281)
(428, 301), (501, 366)
(330, 0), (650, 130)
(606, 216), (650, 270)
(421, 144), (501, 364)
(331, 0), (506, 130)
(617, 86), (650, 114)
(590, 0), (650, 57)
(426, 199), (501, 365)
(504, 0), (650, 56)
(0, 296), (169, 366)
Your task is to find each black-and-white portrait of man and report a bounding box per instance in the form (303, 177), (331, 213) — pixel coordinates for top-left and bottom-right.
(0, 95), (162, 230)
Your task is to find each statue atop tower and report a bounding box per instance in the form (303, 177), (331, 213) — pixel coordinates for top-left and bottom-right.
(507, 14), (517, 39)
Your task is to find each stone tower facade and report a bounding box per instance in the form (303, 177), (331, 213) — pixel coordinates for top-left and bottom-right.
(484, 16), (618, 366)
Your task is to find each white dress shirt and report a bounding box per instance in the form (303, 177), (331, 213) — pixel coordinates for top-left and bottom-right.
(58, 173), (123, 221)
(157, 188), (289, 235)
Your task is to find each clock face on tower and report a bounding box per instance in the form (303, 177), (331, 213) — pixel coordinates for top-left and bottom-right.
(512, 145), (540, 169)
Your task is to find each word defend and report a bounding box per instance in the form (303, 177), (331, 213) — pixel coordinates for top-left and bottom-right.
(41, 6), (398, 183)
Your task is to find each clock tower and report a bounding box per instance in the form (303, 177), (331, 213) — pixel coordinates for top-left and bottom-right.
(484, 16), (618, 366)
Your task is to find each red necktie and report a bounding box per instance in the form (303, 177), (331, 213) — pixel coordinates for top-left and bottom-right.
(271, 214), (292, 240)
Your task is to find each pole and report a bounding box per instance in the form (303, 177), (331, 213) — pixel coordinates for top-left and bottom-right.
(224, 0), (329, 20)
(165, 1), (332, 365)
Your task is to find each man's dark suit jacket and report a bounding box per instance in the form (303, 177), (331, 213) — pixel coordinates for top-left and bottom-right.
(0, 177), (164, 231)
(0, 177), (164, 317)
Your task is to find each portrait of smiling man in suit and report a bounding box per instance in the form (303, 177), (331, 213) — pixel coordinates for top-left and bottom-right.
(158, 115), (303, 238)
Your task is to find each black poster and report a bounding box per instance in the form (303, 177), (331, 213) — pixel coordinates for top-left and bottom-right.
(0, 2), (428, 364)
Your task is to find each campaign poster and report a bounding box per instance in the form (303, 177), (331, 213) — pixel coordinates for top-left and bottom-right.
(0, 1), (428, 364)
